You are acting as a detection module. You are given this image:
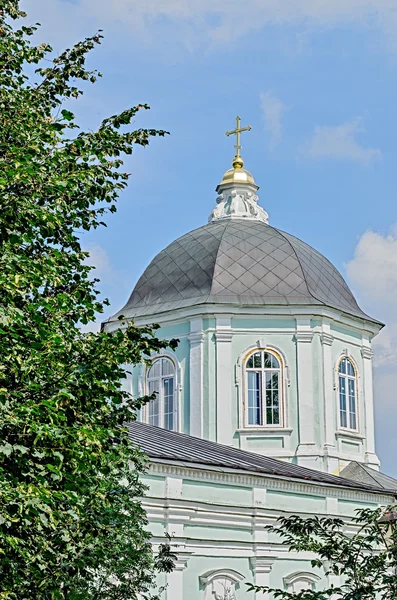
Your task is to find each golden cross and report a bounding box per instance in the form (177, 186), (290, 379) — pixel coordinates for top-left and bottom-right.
(225, 116), (252, 158)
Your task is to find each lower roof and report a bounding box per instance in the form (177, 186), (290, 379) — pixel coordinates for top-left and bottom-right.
(340, 461), (397, 493)
(128, 422), (395, 496)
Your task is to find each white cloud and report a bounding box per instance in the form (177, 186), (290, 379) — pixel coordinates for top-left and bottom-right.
(84, 243), (115, 285)
(299, 118), (381, 165)
(346, 226), (397, 365)
(346, 226), (397, 475)
(373, 367), (397, 476)
(346, 227), (397, 308)
(260, 92), (288, 150)
(346, 225), (397, 367)
(20, 0), (397, 51)
(85, 244), (113, 281)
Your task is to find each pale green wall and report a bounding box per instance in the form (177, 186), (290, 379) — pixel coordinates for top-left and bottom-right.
(133, 312), (372, 468)
(183, 479), (252, 506)
(266, 490), (326, 513)
(141, 470), (391, 599)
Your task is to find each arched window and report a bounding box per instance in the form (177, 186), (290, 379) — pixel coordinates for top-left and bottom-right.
(283, 572), (321, 592)
(338, 357), (357, 431)
(200, 569), (244, 600)
(245, 350), (283, 427)
(146, 357), (176, 431)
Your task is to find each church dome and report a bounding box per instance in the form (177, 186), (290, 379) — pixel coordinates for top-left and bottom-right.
(117, 219), (377, 323)
(113, 116), (379, 326)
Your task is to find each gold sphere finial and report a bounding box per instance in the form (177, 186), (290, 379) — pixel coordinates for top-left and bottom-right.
(232, 155), (244, 169)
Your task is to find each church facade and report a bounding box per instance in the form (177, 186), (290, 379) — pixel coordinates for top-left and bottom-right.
(104, 119), (396, 599)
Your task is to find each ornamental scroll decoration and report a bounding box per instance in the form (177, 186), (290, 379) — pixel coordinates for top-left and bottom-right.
(209, 190), (269, 224)
(200, 569), (244, 600)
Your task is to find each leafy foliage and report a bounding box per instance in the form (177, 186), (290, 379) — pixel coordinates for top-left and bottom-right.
(0, 2), (177, 598)
(247, 507), (397, 600)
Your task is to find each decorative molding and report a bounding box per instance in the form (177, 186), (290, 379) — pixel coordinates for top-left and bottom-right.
(188, 331), (204, 345)
(216, 330), (233, 343)
(361, 347), (374, 360)
(283, 572), (321, 586)
(320, 332), (334, 346)
(123, 303), (382, 338)
(335, 430), (365, 441)
(173, 552), (193, 571)
(200, 569), (245, 586)
(147, 462), (395, 504)
(250, 556), (277, 574)
(209, 187), (269, 224)
(295, 331), (314, 343)
(237, 428), (293, 436)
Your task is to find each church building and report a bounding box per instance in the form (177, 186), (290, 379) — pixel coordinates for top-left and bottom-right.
(104, 118), (397, 599)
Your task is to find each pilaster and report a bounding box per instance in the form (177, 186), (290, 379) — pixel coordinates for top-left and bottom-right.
(215, 316), (234, 445)
(250, 557), (277, 600)
(166, 553), (192, 600)
(361, 343), (380, 470)
(164, 476), (184, 537)
(321, 321), (337, 473)
(295, 318), (318, 469)
(189, 318), (204, 437)
(323, 560), (341, 595)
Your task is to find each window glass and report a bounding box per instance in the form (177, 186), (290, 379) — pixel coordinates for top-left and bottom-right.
(339, 376), (347, 428)
(248, 371), (262, 425)
(264, 352), (279, 369)
(148, 360), (161, 379)
(339, 358), (357, 430)
(163, 377), (174, 431)
(347, 360), (355, 377)
(148, 395), (160, 427)
(245, 350), (282, 427)
(348, 378), (357, 430)
(162, 358), (174, 376)
(265, 372), (280, 425)
(146, 358), (176, 431)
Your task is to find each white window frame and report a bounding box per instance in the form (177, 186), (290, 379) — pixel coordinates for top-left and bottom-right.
(243, 347), (285, 429)
(283, 572), (321, 592)
(337, 356), (359, 433)
(143, 352), (180, 431)
(200, 569), (244, 600)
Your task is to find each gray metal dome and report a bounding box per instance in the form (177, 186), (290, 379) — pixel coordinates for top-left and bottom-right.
(115, 219), (378, 323)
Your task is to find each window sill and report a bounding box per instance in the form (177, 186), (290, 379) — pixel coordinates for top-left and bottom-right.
(237, 427), (293, 436)
(335, 430), (365, 441)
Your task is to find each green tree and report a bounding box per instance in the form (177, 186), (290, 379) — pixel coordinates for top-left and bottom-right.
(0, 1), (176, 597)
(247, 507), (397, 600)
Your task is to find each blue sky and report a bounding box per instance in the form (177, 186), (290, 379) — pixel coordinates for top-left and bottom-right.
(23, 0), (397, 476)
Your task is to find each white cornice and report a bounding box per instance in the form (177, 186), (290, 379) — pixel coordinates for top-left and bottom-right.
(335, 430), (365, 441)
(115, 304), (381, 337)
(237, 428), (293, 436)
(148, 462), (395, 504)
